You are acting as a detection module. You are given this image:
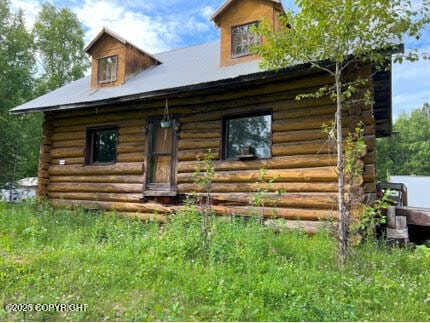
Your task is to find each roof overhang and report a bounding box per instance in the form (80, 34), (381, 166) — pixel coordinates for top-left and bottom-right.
(211, 0), (283, 25)
(84, 27), (161, 64)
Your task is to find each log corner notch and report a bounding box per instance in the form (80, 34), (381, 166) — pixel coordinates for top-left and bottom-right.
(37, 112), (54, 199)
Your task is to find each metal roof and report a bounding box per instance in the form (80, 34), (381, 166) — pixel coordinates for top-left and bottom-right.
(10, 40), (267, 114)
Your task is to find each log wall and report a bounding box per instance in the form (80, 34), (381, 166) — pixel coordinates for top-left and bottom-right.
(39, 65), (377, 225)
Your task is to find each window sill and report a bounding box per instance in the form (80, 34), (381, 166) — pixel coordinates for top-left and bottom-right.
(143, 190), (177, 197)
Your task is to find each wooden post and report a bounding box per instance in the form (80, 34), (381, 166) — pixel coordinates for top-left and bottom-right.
(386, 206), (409, 246)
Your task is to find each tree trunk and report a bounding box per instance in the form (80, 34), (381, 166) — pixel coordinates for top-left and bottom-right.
(335, 62), (348, 264)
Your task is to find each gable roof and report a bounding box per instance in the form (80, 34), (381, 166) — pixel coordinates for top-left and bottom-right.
(211, 0), (283, 23)
(10, 40), (266, 114)
(84, 26), (161, 64)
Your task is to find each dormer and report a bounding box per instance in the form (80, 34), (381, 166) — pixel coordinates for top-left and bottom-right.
(85, 27), (161, 89)
(211, 0), (284, 67)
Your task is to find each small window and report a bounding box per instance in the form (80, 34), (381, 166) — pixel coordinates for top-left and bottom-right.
(223, 113), (272, 160)
(86, 127), (117, 165)
(98, 55), (117, 83)
(231, 22), (261, 57)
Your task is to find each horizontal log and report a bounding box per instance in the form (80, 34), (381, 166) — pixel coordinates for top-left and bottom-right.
(178, 182), (339, 193)
(49, 163), (143, 176)
(179, 129), (220, 140)
(272, 126), (375, 144)
(272, 140), (333, 156)
(117, 143), (145, 154)
(180, 105), (271, 123)
(178, 138), (220, 150)
(272, 96), (334, 111)
(48, 182), (143, 193)
(52, 131), (84, 141)
(51, 157), (85, 165)
(395, 206), (430, 226)
(178, 155), (337, 173)
(273, 104), (336, 120)
(52, 139), (85, 149)
(273, 136), (375, 156)
(53, 110), (148, 127)
(49, 175), (143, 184)
(117, 152), (145, 163)
(50, 147), (83, 159)
(178, 149), (220, 161)
(119, 125), (146, 135)
(210, 205), (337, 220)
(118, 134), (145, 144)
(208, 192), (337, 209)
(178, 166), (339, 183)
(48, 192), (142, 203)
(53, 118), (144, 134)
(50, 199), (173, 214)
(272, 114), (335, 132)
(180, 120), (221, 131)
(265, 219), (336, 235)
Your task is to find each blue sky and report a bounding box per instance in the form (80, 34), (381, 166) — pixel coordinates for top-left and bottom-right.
(10, 0), (430, 120)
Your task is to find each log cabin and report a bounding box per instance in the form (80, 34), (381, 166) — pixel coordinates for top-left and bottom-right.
(10, 0), (395, 228)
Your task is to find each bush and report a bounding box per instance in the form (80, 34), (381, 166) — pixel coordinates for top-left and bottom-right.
(0, 202), (429, 321)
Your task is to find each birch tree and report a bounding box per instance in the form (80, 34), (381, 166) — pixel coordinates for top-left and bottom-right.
(254, 0), (429, 263)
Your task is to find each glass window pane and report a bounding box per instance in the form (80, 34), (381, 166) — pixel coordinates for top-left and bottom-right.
(232, 22), (261, 57)
(92, 129), (117, 163)
(226, 114), (271, 159)
(98, 56), (117, 82)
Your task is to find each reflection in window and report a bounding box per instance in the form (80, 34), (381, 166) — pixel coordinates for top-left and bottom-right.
(224, 113), (271, 159)
(98, 55), (117, 83)
(86, 127), (117, 164)
(231, 22), (261, 57)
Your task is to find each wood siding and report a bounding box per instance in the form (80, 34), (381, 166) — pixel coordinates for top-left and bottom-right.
(38, 65), (377, 224)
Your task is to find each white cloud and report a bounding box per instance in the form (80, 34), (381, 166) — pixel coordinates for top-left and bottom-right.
(9, 0), (42, 30)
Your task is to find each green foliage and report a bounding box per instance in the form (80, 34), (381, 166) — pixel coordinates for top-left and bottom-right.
(355, 190), (392, 239)
(1, 203), (429, 321)
(33, 3), (89, 94)
(249, 168), (284, 219)
(254, 0), (429, 263)
(376, 103), (430, 181)
(0, 0), (41, 187)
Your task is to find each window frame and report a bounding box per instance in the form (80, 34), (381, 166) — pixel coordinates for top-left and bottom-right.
(85, 125), (118, 166)
(97, 55), (118, 84)
(231, 21), (261, 58)
(143, 118), (178, 196)
(222, 111), (272, 161)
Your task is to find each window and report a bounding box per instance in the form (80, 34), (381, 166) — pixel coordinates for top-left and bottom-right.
(86, 127), (117, 165)
(144, 118), (177, 195)
(98, 55), (117, 83)
(231, 22), (261, 57)
(223, 113), (272, 160)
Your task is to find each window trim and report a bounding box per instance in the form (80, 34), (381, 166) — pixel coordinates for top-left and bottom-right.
(222, 111), (272, 161)
(85, 125), (118, 166)
(231, 21), (261, 58)
(143, 118), (178, 196)
(97, 55), (118, 84)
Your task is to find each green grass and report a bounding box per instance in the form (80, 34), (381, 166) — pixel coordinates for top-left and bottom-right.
(1, 201), (429, 321)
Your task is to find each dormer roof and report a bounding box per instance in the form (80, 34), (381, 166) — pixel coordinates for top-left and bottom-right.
(211, 0), (284, 26)
(84, 27), (161, 64)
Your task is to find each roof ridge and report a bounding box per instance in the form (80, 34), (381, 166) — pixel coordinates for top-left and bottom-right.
(154, 39), (219, 56)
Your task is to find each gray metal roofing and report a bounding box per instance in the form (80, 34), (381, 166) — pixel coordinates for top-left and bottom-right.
(10, 40), (266, 114)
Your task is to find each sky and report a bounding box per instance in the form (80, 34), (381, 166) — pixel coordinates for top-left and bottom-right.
(9, 0), (430, 120)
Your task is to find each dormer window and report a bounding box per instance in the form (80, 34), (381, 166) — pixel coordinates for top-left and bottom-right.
(231, 22), (261, 57)
(98, 55), (118, 83)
